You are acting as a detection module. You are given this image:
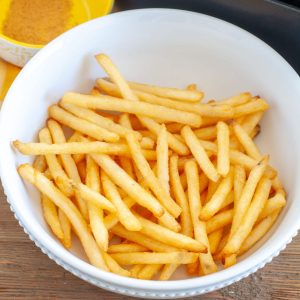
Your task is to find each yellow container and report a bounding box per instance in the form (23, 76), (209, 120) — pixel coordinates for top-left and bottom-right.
(0, 0), (114, 67)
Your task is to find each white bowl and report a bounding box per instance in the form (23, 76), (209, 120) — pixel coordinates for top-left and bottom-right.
(0, 8), (300, 299)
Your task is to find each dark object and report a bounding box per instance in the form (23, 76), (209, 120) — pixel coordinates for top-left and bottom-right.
(117, 0), (300, 74)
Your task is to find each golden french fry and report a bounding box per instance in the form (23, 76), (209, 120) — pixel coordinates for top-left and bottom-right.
(130, 265), (144, 278)
(185, 160), (217, 274)
(18, 164), (108, 271)
(200, 170), (233, 221)
(241, 111), (264, 134)
(208, 228), (223, 255)
(223, 254), (237, 268)
(134, 214), (206, 252)
(42, 194), (64, 239)
(33, 155), (47, 172)
(193, 126), (217, 140)
(232, 121), (262, 160)
(108, 243), (148, 253)
(111, 252), (199, 265)
(165, 123), (184, 133)
(38, 128), (74, 198)
(101, 170), (142, 231)
(230, 157), (268, 237)
(103, 252), (131, 277)
(111, 224), (178, 252)
(91, 154), (164, 217)
(216, 92), (252, 106)
(140, 136), (155, 149)
(223, 177), (272, 255)
(85, 155), (108, 251)
(169, 155), (193, 236)
(181, 126), (219, 182)
(137, 264), (162, 280)
(126, 132), (181, 218)
(48, 119), (88, 222)
(233, 98), (269, 118)
(239, 210), (281, 255)
(62, 92), (202, 127)
(159, 264), (179, 280)
(49, 105), (119, 142)
(217, 121), (230, 176)
(206, 209), (233, 234)
(58, 208), (72, 249)
(157, 124), (170, 194)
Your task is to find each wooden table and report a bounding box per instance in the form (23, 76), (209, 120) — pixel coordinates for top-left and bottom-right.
(1, 183), (299, 299)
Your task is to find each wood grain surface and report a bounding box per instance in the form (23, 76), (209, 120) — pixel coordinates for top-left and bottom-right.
(1, 183), (299, 300)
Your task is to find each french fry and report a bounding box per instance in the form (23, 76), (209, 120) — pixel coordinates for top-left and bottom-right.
(159, 264), (180, 280)
(127, 80), (203, 102)
(137, 264), (162, 280)
(38, 128), (74, 198)
(181, 126), (219, 182)
(165, 123), (184, 133)
(230, 157), (268, 237)
(111, 224), (178, 252)
(101, 170), (142, 231)
(60, 102), (141, 139)
(187, 260), (199, 275)
(18, 164), (108, 270)
(217, 121), (230, 176)
(58, 208), (72, 248)
(193, 126), (217, 140)
(47, 119), (88, 221)
(232, 121), (262, 160)
(42, 194), (64, 239)
(223, 177), (272, 255)
(111, 252), (199, 265)
(140, 136), (155, 149)
(130, 265), (144, 278)
(126, 132), (181, 218)
(33, 155), (47, 172)
(169, 155), (193, 236)
(223, 254), (237, 268)
(118, 156), (135, 179)
(134, 214), (206, 252)
(108, 243), (148, 253)
(200, 170), (233, 221)
(208, 228), (223, 255)
(206, 209), (234, 234)
(62, 92), (202, 127)
(86, 155), (108, 251)
(239, 210), (281, 255)
(241, 111), (264, 134)
(185, 160), (217, 274)
(216, 92), (252, 106)
(49, 105), (119, 142)
(157, 124), (170, 194)
(103, 252), (131, 277)
(233, 98), (269, 118)
(91, 154), (165, 217)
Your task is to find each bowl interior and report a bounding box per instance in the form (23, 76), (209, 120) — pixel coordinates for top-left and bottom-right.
(0, 8), (300, 288)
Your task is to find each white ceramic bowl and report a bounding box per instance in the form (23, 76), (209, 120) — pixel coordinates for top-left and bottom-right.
(0, 9), (300, 299)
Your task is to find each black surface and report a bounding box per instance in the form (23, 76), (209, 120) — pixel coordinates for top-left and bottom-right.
(117, 0), (300, 75)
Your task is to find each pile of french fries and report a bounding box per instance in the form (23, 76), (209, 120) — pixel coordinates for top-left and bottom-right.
(13, 54), (286, 280)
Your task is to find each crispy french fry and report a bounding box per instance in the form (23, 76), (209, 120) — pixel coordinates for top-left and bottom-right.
(223, 177), (272, 255)
(232, 121), (262, 160)
(140, 136), (155, 149)
(137, 264), (162, 280)
(130, 264), (144, 278)
(216, 92), (252, 106)
(223, 254), (237, 268)
(206, 209), (233, 234)
(18, 164), (108, 270)
(217, 121), (230, 176)
(103, 252), (131, 277)
(241, 111), (264, 134)
(42, 194), (64, 239)
(86, 155), (108, 251)
(49, 105), (119, 142)
(134, 214), (206, 252)
(111, 224), (178, 252)
(58, 208), (72, 248)
(193, 126), (217, 140)
(208, 228), (223, 255)
(181, 126), (219, 182)
(200, 170), (233, 221)
(111, 252), (199, 265)
(185, 160), (217, 274)
(239, 210), (280, 255)
(233, 98), (269, 118)
(157, 124), (170, 194)
(159, 264), (179, 280)
(101, 170), (142, 231)
(91, 154), (164, 217)
(126, 132), (181, 218)
(108, 243), (148, 253)
(38, 128), (74, 198)
(170, 155), (193, 236)
(230, 157), (268, 237)
(60, 102), (141, 139)
(62, 92), (202, 127)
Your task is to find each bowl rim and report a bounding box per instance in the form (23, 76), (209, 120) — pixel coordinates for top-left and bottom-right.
(0, 0), (115, 49)
(1, 7), (300, 293)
